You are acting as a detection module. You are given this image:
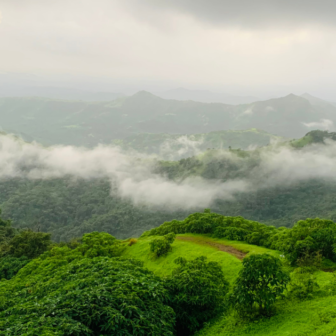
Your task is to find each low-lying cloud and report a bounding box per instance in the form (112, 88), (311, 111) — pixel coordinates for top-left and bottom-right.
(160, 136), (205, 160)
(303, 119), (334, 131)
(0, 134), (246, 209)
(2, 134), (336, 210)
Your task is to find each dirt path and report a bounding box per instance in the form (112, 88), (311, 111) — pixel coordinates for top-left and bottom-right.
(176, 236), (247, 260)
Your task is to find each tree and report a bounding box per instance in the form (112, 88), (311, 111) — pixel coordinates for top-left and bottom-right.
(150, 233), (176, 257)
(232, 254), (289, 318)
(77, 231), (125, 257)
(165, 256), (229, 335)
(7, 230), (51, 259)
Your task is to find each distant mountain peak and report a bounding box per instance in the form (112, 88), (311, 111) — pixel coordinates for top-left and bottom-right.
(300, 93), (334, 108)
(133, 90), (158, 97)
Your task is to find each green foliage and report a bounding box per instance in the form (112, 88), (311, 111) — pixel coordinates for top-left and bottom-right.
(145, 211), (276, 248)
(150, 233), (176, 257)
(77, 231), (125, 257)
(165, 256), (229, 335)
(114, 129), (282, 158)
(276, 218), (336, 265)
(0, 256), (30, 280)
(0, 178), (188, 242)
(6, 230), (51, 259)
(147, 212), (336, 267)
(0, 253), (175, 335)
(0, 209), (16, 249)
(232, 254), (289, 318)
(288, 267), (320, 300)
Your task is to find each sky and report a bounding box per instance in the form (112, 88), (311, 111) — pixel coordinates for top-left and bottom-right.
(1, 0), (336, 98)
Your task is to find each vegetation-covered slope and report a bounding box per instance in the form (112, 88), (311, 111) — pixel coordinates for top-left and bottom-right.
(3, 209), (336, 335)
(112, 128), (284, 158)
(0, 92), (334, 147)
(1, 130), (336, 240)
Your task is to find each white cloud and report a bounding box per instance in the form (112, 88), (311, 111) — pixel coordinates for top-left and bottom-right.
(243, 108), (254, 115)
(3, 133), (336, 209)
(0, 134), (247, 209)
(302, 119), (334, 130)
(160, 135), (204, 160)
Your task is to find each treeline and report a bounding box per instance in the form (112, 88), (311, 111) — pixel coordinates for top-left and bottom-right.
(143, 210), (336, 266)
(0, 178), (190, 241)
(3, 173), (336, 243)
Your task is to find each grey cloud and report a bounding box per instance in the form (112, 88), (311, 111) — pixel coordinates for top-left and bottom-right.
(123, 0), (336, 28)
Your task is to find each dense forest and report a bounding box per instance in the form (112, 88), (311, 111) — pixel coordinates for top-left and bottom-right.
(0, 130), (335, 241)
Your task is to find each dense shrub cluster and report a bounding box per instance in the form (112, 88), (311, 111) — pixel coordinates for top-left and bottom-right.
(0, 256), (175, 335)
(165, 256), (229, 335)
(0, 256), (30, 280)
(144, 210), (336, 265)
(150, 232), (176, 257)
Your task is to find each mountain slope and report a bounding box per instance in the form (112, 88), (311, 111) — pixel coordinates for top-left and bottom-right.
(112, 129), (285, 159)
(156, 87), (258, 105)
(0, 92), (335, 146)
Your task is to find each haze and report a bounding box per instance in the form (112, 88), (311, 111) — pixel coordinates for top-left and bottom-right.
(1, 0), (336, 98)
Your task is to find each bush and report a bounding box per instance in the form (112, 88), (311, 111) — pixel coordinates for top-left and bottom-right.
(232, 254), (289, 318)
(150, 233), (176, 257)
(165, 256), (229, 335)
(0, 256), (175, 335)
(6, 230), (51, 259)
(77, 231), (125, 257)
(325, 273), (336, 296)
(276, 218), (336, 265)
(128, 238), (138, 246)
(288, 267), (319, 300)
(0, 256), (30, 280)
(214, 227), (248, 241)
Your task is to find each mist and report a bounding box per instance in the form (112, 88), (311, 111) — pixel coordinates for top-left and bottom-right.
(1, 133), (336, 210)
(0, 134), (247, 209)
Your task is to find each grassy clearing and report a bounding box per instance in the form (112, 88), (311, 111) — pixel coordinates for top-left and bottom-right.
(175, 234), (281, 256)
(123, 234), (336, 336)
(122, 234), (246, 284)
(197, 294), (336, 336)
(122, 234), (280, 284)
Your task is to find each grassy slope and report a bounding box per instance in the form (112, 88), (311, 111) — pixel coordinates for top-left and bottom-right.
(122, 234), (279, 284)
(123, 234), (336, 336)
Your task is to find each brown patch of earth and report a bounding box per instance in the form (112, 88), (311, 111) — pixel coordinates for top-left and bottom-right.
(176, 236), (246, 260)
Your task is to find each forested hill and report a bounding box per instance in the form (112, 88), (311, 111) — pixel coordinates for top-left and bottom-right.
(0, 92), (335, 146)
(1, 130), (336, 241)
(111, 129), (284, 158)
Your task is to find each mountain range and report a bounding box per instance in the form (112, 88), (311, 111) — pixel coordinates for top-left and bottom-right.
(155, 87), (258, 105)
(0, 91), (334, 146)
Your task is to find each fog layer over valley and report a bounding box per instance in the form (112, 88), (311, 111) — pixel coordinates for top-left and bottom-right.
(1, 130), (336, 240)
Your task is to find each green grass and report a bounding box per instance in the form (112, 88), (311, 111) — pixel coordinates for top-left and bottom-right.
(122, 234), (279, 284)
(123, 234), (336, 336)
(197, 293), (336, 336)
(177, 234), (280, 256)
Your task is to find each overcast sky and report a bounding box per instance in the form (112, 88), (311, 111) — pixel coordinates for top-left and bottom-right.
(1, 0), (336, 98)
